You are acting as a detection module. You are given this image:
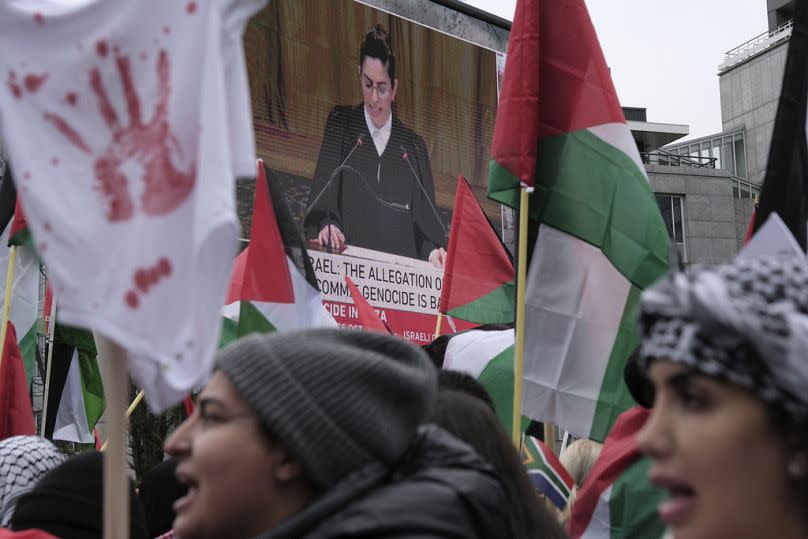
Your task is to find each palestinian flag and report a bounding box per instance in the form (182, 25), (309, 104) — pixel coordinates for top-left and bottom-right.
(487, 0), (670, 440)
(346, 276), (389, 333)
(438, 327), (530, 438)
(222, 161), (333, 344)
(0, 321), (36, 438)
(567, 407), (665, 539)
(43, 322), (104, 444)
(0, 168), (39, 384)
(752, 0), (808, 249)
(439, 176), (513, 324)
(523, 435), (575, 511)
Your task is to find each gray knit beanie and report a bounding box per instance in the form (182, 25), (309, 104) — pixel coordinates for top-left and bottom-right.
(215, 328), (437, 489)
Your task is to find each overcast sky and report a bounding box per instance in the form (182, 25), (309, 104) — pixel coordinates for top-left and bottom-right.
(461, 0), (769, 141)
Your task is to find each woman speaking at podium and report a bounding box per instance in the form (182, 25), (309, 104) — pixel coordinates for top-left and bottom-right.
(304, 24), (447, 267)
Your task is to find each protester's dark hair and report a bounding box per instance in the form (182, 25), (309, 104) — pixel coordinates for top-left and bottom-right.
(139, 458), (187, 537)
(437, 370), (495, 412)
(765, 403), (808, 513)
(359, 24), (395, 81)
(431, 391), (568, 539)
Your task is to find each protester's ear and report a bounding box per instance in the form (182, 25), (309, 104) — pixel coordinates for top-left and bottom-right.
(271, 443), (307, 483)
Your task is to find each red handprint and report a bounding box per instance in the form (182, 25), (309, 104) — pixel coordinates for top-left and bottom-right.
(44, 48), (196, 222)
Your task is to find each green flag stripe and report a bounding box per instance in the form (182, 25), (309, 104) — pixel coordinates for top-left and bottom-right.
(489, 129), (669, 289)
(19, 324), (36, 386)
(609, 457), (667, 538)
(238, 301), (277, 337)
(534, 129), (668, 288)
(78, 347), (105, 431)
(477, 345), (529, 438)
(589, 285), (642, 442)
(219, 316), (239, 348)
(446, 282), (514, 324)
(487, 158), (522, 210)
(526, 440), (572, 495)
(9, 228), (32, 248)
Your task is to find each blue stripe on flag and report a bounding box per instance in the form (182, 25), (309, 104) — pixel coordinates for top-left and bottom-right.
(528, 469), (569, 511)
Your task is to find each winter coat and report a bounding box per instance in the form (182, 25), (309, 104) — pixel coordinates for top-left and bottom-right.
(254, 425), (512, 538)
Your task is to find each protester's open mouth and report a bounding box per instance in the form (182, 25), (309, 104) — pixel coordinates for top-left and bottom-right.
(173, 470), (199, 514)
(651, 474), (696, 525)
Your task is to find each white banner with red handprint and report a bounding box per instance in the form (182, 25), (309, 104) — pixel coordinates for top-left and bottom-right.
(0, 0), (266, 410)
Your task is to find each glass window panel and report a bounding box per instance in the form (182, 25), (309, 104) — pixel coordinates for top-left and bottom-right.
(672, 197), (684, 242)
(655, 195), (674, 239)
(723, 141), (734, 174)
(712, 141), (722, 169)
(734, 138), (747, 179)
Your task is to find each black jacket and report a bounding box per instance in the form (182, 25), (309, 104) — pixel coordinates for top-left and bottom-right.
(254, 425), (512, 538)
(304, 104), (446, 260)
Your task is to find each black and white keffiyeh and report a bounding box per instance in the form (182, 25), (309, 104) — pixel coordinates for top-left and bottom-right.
(0, 435), (66, 526)
(638, 255), (808, 417)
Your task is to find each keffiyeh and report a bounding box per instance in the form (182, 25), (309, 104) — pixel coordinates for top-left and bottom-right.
(0, 436), (65, 526)
(638, 256), (808, 417)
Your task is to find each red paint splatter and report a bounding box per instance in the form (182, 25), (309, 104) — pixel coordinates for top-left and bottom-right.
(125, 290), (139, 309)
(162, 26), (171, 35)
(23, 73), (48, 93)
(33, 12), (44, 25)
(134, 269), (150, 292)
(157, 257), (172, 276)
(7, 71), (21, 99)
(148, 267), (161, 285)
(43, 221), (52, 231)
(23, 172), (31, 181)
(96, 40), (109, 58)
(186, 2), (197, 14)
(38, 242), (47, 253)
(65, 92), (77, 106)
(43, 113), (93, 154)
(140, 52), (147, 61)
(51, 157), (59, 166)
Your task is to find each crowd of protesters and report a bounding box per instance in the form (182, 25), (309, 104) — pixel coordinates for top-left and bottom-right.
(0, 255), (806, 538)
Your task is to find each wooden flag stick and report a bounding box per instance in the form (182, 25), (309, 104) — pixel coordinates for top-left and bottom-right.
(433, 312), (443, 339)
(94, 334), (129, 539)
(99, 389), (145, 452)
(40, 293), (58, 437)
(0, 246), (17, 371)
(512, 186), (531, 447)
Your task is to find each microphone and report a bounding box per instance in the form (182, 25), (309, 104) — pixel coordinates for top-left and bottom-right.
(303, 133), (365, 225)
(400, 144), (448, 239)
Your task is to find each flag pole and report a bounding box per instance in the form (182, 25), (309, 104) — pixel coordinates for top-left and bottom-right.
(40, 293), (58, 437)
(512, 186), (531, 447)
(99, 389), (145, 452)
(433, 312), (443, 339)
(94, 334), (129, 539)
(0, 246), (17, 370)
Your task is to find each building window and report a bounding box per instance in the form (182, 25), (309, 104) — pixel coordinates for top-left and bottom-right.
(655, 194), (686, 259)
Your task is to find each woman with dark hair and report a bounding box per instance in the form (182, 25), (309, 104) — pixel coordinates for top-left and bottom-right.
(304, 24), (446, 265)
(431, 390), (569, 539)
(635, 255), (808, 539)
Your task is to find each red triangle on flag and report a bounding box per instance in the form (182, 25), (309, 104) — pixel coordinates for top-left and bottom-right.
(440, 176), (513, 314)
(0, 321), (36, 439)
(491, 0), (625, 187)
(346, 276), (388, 333)
(9, 196), (27, 241)
(230, 161), (294, 304)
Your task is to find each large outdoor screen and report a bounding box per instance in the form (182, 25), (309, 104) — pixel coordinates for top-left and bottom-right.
(243, 0), (500, 342)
